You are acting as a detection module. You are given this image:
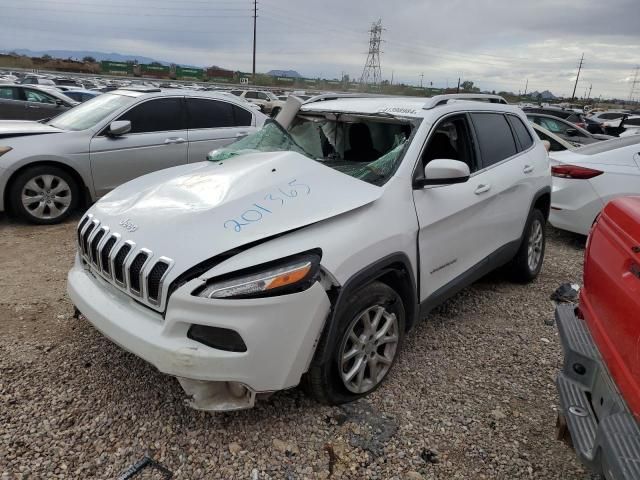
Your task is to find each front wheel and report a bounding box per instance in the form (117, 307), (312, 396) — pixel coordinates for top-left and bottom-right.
(305, 281), (405, 405)
(511, 209), (546, 283)
(8, 165), (79, 224)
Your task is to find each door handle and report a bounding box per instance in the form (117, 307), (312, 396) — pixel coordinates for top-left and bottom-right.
(235, 132), (249, 138)
(164, 137), (186, 144)
(523, 165), (534, 174)
(27, 105), (39, 109)
(474, 184), (491, 195)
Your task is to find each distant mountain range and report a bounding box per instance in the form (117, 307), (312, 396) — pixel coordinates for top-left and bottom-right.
(0, 48), (198, 68)
(267, 69), (302, 78)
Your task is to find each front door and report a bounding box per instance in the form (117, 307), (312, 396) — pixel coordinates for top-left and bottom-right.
(90, 97), (188, 198)
(413, 113), (490, 301)
(185, 97), (255, 162)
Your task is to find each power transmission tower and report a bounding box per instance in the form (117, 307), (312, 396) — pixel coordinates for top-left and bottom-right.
(587, 84), (592, 101)
(524, 78), (528, 96)
(419, 72), (424, 88)
(629, 66), (639, 102)
(571, 53), (584, 101)
(252, 0), (257, 82)
(360, 19), (383, 86)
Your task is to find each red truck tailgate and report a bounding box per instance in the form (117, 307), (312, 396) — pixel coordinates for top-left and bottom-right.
(582, 196), (640, 419)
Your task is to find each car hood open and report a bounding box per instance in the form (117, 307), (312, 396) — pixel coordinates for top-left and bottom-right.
(0, 120), (63, 139)
(87, 151), (383, 282)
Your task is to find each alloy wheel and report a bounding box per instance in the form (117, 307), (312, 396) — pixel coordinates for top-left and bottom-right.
(21, 174), (72, 220)
(339, 304), (399, 394)
(527, 218), (543, 272)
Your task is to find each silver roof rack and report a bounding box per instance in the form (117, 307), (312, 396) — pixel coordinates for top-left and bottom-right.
(303, 93), (377, 104)
(423, 94), (508, 110)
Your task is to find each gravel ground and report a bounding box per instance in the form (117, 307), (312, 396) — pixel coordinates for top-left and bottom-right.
(0, 213), (594, 479)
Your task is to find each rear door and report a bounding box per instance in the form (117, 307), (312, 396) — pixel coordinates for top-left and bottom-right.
(469, 112), (533, 251)
(22, 87), (65, 120)
(89, 96), (188, 197)
(0, 85), (25, 119)
(185, 97), (254, 162)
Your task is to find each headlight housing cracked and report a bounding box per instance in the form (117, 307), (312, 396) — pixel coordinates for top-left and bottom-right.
(195, 251), (321, 299)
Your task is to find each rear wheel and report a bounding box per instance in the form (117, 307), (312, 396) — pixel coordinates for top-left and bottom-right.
(305, 281), (405, 405)
(511, 209), (546, 282)
(9, 165), (79, 224)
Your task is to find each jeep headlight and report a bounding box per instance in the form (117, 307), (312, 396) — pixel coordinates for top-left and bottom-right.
(195, 252), (321, 299)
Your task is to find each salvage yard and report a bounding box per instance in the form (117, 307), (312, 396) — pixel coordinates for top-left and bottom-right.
(0, 214), (592, 479)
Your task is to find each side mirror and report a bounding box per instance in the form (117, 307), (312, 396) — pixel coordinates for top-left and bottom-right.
(55, 99), (64, 106)
(413, 159), (470, 189)
(566, 128), (578, 136)
(108, 120), (131, 137)
(542, 140), (551, 152)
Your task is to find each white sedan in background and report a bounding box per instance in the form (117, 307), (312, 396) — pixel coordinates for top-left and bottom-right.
(549, 136), (640, 235)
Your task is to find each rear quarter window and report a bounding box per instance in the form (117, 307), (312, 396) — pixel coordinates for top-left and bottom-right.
(507, 115), (534, 151)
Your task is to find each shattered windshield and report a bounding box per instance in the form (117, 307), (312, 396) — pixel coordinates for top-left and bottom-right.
(207, 115), (414, 185)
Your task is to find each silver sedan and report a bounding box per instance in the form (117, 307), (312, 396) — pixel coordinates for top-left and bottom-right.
(0, 88), (267, 224)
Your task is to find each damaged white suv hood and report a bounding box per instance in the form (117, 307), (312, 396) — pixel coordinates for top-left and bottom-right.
(85, 151), (382, 306)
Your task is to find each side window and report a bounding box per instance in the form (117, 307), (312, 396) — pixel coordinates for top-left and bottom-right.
(538, 117), (567, 134)
(421, 114), (478, 173)
(232, 105), (253, 126)
(534, 129), (566, 152)
(507, 115), (534, 151)
(230, 90), (242, 96)
(117, 98), (185, 133)
(470, 113), (517, 168)
(0, 86), (16, 100)
(625, 118), (640, 126)
(24, 89), (56, 104)
(257, 92), (269, 100)
(187, 98), (234, 128)
(244, 91), (258, 99)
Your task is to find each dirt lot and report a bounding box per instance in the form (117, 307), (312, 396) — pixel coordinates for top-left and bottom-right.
(0, 213), (594, 479)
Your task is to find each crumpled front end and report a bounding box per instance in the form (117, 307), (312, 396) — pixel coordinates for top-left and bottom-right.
(68, 254), (332, 411)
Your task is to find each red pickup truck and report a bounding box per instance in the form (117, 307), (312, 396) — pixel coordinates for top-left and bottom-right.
(556, 196), (640, 479)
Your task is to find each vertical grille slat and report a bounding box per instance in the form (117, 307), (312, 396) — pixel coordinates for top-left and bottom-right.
(113, 244), (132, 284)
(90, 229), (105, 265)
(82, 222), (97, 256)
(77, 216), (89, 249)
(76, 216), (172, 310)
(100, 236), (117, 274)
(147, 261), (169, 303)
(128, 252), (149, 294)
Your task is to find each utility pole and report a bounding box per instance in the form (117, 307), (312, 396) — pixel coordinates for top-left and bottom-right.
(419, 72), (424, 88)
(456, 77), (460, 93)
(571, 53), (584, 101)
(587, 84), (592, 101)
(390, 70), (394, 85)
(360, 19), (383, 86)
(252, 0), (257, 82)
(524, 78), (528, 96)
(629, 66), (639, 102)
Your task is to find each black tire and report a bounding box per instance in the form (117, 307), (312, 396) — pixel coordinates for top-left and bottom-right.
(510, 209), (546, 283)
(304, 281), (406, 405)
(8, 165), (80, 225)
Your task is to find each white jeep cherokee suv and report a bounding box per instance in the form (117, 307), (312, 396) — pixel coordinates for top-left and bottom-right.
(68, 94), (551, 411)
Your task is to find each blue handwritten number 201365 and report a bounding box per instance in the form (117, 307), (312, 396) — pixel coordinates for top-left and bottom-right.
(224, 179), (311, 232)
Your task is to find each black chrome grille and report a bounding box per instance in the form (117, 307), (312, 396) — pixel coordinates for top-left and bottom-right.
(113, 244), (132, 284)
(76, 215), (173, 310)
(147, 261), (169, 303)
(90, 229), (105, 265)
(82, 222), (96, 254)
(77, 216), (89, 247)
(101, 236), (116, 274)
(128, 252), (149, 293)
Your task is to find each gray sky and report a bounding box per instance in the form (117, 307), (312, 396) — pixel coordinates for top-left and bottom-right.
(1, 0), (639, 99)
